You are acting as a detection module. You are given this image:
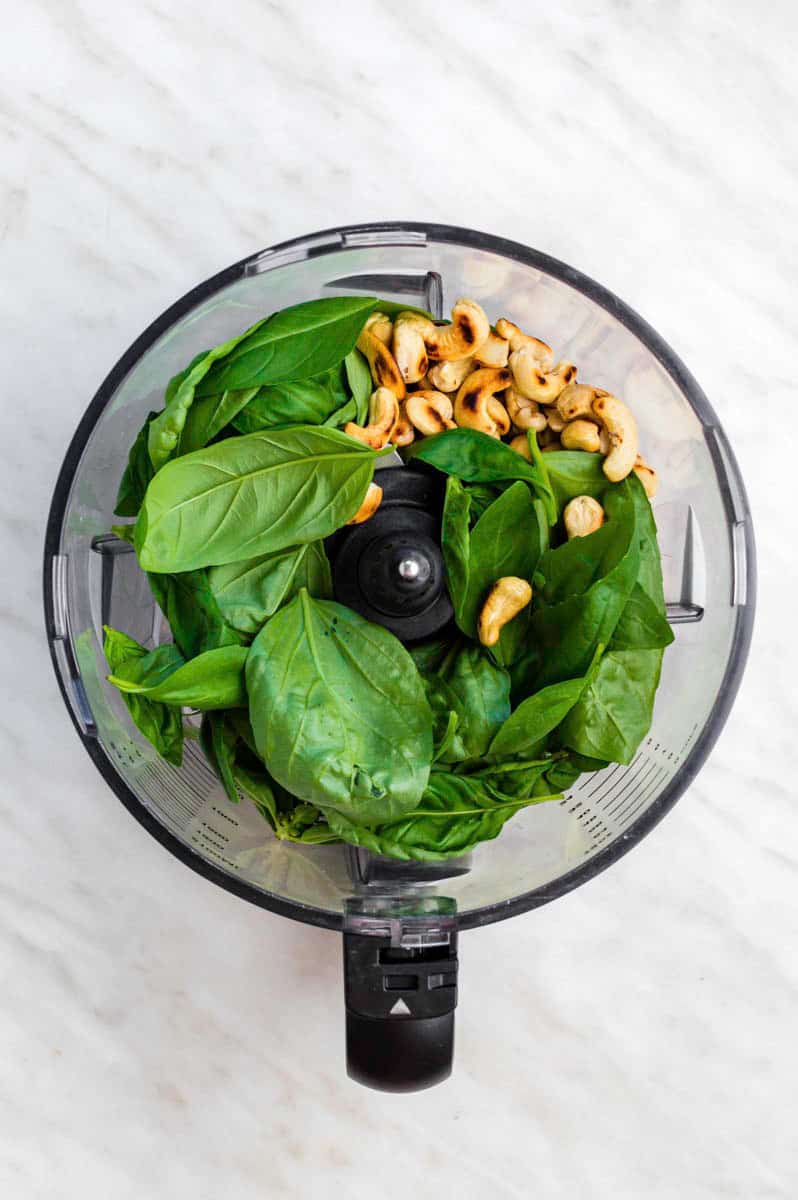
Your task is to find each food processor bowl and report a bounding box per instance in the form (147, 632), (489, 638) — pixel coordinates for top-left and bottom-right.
(44, 223), (755, 1089)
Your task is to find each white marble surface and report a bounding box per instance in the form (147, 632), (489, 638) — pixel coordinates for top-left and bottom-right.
(1, 1), (794, 1196)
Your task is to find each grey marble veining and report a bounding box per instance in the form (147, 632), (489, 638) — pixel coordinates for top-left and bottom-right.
(0, 1), (794, 1196)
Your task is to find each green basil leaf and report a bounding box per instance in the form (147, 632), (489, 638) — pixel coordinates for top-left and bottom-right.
(440, 477), (471, 627)
(542, 450), (608, 509)
(372, 299), (435, 319)
(406, 427), (549, 495)
(343, 348), (372, 425)
(109, 643), (248, 709)
(180, 387), (261, 453)
(103, 627), (184, 765)
(322, 395), (358, 428)
(194, 296), (377, 395)
(488, 673), (592, 761)
(147, 569), (248, 658)
(464, 482), (504, 524)
(148, 320), (270, 471)
(245, 591), (433, 823)
(208, 540), (333, 635)
(324, 772), (560, 863)
(135, 427), (382, 573)
(114, 412), (158, 517)
(610, 581), (674, 650)
(230, 365), (349, 434)
(559, 648), (663, 764)
(200, 712), (240, 804)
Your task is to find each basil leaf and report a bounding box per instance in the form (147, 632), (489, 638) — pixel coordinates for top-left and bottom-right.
(148, 320), (270, 471)
(246, 591), (433, 823)
(103, 627), (184, 765)
(559, 648), (663, 764)
(135, 427), (382, 573)
(147, 569), (248, 658)
(440, 477), (471, 626)
(343, 348), (372, 424)
(542, 450), (608, 509)
(230, 366), (349, 434)
(324, 772), (560, 863)
(610, 582), (674, 650)
(180, 387), (261, 453)
(406, 427), (549, 495)
(114, 412), (158, 517)
(372, 299), (435, 319)
(418, 642), (510, 765)
(194, 296), (377, 395)
(109, 643), (248, 709)
(208, 541), (333, 635)
(200, 712), (240, 803)
(488, 670), (596, 761)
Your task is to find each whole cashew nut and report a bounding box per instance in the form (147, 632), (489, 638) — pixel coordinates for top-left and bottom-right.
(495, 319), (553, 358)
(344, 387), (399, 449)
(426, 356), (475, 393)
(510, 345), (576, 404)
(561, 419), (602, 453)
(547, 410), (565, 433)
(393, 401), (416, 447)
(592, 393), (639, 482)
(454, 368), (512, 438)
(393, 314), (430, 384)
(426, 298), (491, 362)
(478, 577), (533, 647)
(405, 391), (457, 436)
(364, 312), (393, 346)
(505, 386), (547, 432)
(356, 328), (406, 399)
(633, 454), (658, 498)
(509, 433), (532, 461)
(556, 383), (609, 422)
(474, 331), (510, 369)
(347, 482), (383, 525)
(563, 495), (605, 539)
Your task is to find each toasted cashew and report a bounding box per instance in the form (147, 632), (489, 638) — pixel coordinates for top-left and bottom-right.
(405, 391), (456, 436)
(356, 329), (406, 399)
(344, 387), (399, 449)
(426, 356), (475, 392)
(564, 496), (605, 539)
(510, 433), (532, 461)
(561, 419), (602, 453)
(426, 298), (490, 362)
(556, 383), (609, 422)
(364, 312), (393, 346)
(505, 386), (547, 432)
(592, 393), (638, 482)
(393, 401), (416, 447)
(478, 577), (533, 647)
(510, 345), (576, 404)
(633, 454), (658, 498)
(347, 482), (383, 525)
(547, 410), (565, 433)
(454, 368), (512, 438)
(474, 331), (510, 368)
(598, 425), (611, 455)
(393, 314), (430, 384)
(495, 319), (554, 359)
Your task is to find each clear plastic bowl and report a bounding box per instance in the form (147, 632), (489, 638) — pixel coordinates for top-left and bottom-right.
(43, 222), (755, 931)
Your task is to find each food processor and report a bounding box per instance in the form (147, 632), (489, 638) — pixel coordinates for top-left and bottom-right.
(43, 223), (755, 1092)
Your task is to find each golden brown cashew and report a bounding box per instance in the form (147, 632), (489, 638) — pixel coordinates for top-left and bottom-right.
(344, 387), (399, 450)
(505, 387), (547, 433)
(393, 401), (416, 447)
(509, 433), (532, 461)
(592, 393), (639, 482)
(547, 410), (565, 433)
(426, 298), (490, 362)
(510, 345), (576, 404)
(556, 383), (609, 422)
(474, 331), (510, 369)
(426, 356), (475, 393)
(347, 482), (383, 525)
(633, 454), (658, 498)
(405, 391), (456, 436)
(454, 368), (512, 437)
(478, 577), (533, 647)
(393, 314), (430, 384)
(495, 319), (554, 359)
(364, 312), (393, 346)
(356, 329), (406, 399)
(561, 419), (602, 453)
(563, 496), (605, 539)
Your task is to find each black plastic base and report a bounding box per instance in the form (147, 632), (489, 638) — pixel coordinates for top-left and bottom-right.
(346, 1011), (454, 1093)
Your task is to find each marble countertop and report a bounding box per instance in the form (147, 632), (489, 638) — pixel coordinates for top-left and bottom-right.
(1, 1), (793, 1196)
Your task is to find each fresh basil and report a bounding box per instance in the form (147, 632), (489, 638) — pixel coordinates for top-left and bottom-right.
(246, 591), (433, 823)
(418, 641), (511, 765)
(108, 642), (248, 709)
(103, 627), (184, 765)
(114, 412), (158, 517)
(207, 540), (333, 636)
(135, 427), (383, 573)
(147, 569), (247, 658)
(343, 348), (372, 424)
(407, 427), (549, 494)
(230, 365), (349, 434)
(200, 712), (240, 804)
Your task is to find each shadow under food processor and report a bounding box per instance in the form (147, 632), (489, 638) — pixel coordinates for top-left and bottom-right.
(43, 223), (756, 1091)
